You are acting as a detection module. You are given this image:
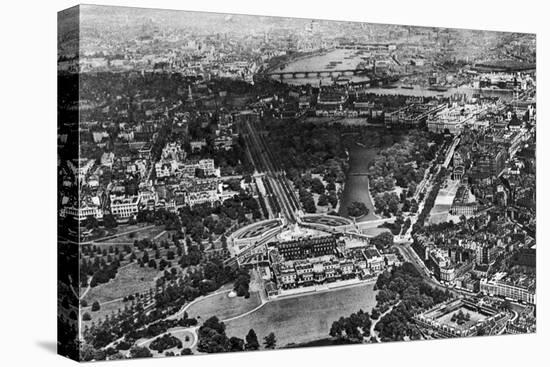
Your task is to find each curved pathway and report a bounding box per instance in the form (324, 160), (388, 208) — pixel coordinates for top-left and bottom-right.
(220, 301), (267, 323)
(369, 300), (401, 342)
(169, 289), (231, 320)
(137, 327), (198, 349)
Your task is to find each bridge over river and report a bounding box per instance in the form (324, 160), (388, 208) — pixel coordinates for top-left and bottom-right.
(267, 69), (370, 80)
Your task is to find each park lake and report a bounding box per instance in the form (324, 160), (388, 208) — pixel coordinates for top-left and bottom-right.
(339, 146), (379, 222)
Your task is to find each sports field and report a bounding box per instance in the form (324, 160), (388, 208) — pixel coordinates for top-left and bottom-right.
(225, 282), (377, 347)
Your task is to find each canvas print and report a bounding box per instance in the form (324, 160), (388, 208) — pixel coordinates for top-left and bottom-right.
(57, 4), (536, 362)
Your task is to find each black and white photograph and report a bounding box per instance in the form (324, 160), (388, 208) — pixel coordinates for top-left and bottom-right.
(56, 3), (539, 362)
(2, 1), (547, 367)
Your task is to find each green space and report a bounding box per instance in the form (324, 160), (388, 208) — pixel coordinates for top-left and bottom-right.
(81, 298), (126, 326)
(436, 307), (486, 330)
(185, 291), (262, 321)
(225, 283), (377, 347)
(83, 262), (159, 304)
(141, 330), (196, 357)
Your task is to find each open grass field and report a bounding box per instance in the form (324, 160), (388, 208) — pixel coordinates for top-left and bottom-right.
(225, 282), (377, 347)
(185, 291), (262, 321)
(83, 262), (159, 304)
(81, 298), (126, 326)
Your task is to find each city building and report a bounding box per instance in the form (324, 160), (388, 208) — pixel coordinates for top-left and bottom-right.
(480, 272), (536, 304)
(109, 194), (140, 219)
(275, 235), (338, 260)
(414, 298), (506, 338)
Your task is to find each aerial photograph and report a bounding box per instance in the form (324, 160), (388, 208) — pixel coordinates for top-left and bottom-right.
(57, 4), (536, 361)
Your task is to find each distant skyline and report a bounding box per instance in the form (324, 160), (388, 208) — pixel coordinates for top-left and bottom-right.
(73, 4), (534, 41)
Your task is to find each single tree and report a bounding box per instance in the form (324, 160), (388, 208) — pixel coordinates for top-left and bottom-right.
(229, 337), (245, 352)
(91, 301), (101, 312)
(245, 329), (259, 351)
(263, 332), (277, 349)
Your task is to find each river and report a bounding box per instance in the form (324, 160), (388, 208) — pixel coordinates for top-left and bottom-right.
(269, 50), (515, 102)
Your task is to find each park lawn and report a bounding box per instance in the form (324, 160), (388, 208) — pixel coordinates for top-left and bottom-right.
(81, 298), (126, 326)
(225, 283), (377, 348)
(185, 291), (262, 322)
(151, 229), (173, 243)
(83, 262), (160, 304)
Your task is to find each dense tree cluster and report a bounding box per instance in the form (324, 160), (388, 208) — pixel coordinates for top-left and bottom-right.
(126, 317), (198, 344)
(129, 346), (152, 359)
(298, 187), (317, 213)
(209, 135), (254, 176)
(156, 259), (237, 309)
(369, 232), (394, 251)
(233, 269), (251, 298)
(196, 316), (270, 353)
(412, 168), (447, 233)
(330, 309), (372, 342)
(378, 215), (407, 235)
(266, 121), (348, 178)
(80, 246), (125, 287)
(368, 131), (436, 194)
(329, 262), (453, 344)
(366, 131), (444, 216)
(450, 309), (471, 325)
(136, 192), (260, 243)
(374, 191), (400, 217)
(149, 333), (183, 353)
(373, 263), (452, 341)
(347, 201), (369, 218)
(263, 121), (365, 213)
(196, 317), (231, 353)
